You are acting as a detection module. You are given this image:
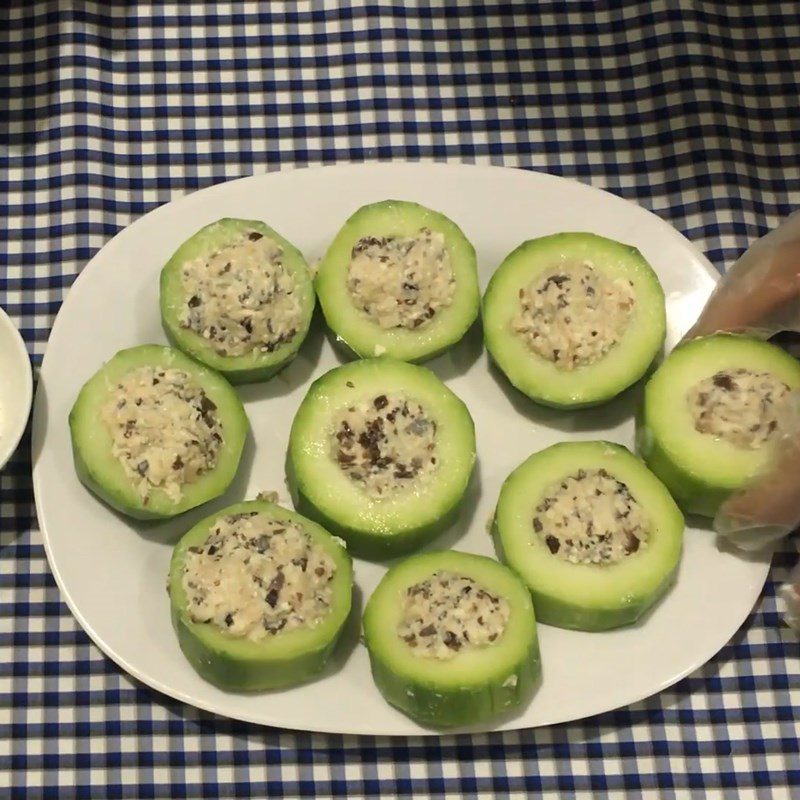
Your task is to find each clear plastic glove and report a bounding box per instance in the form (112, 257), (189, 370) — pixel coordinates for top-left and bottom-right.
(683, 212), (800, 628)
(713, 391), (800, 551)
(779, 549), (800, 630)
(685, 209), (800, 342)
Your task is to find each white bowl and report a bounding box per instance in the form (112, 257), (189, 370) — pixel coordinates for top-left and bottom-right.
(0, 305), (33, 470)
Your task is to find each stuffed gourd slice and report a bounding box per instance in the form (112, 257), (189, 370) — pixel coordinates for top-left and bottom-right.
(160, 218), (315, 384)
(493, 441), (683, 631)
(363, 550), (539, 728)
(287, 358), (476, 559)
(169, 500), (353, 692)
(638, 334), (800, 517)
(69, 344), (248, 520)
(314, 200), (480, 362)
(483, 232), (666, 408)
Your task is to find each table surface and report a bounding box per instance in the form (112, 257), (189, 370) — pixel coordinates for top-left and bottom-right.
(1, 2), (798, 798)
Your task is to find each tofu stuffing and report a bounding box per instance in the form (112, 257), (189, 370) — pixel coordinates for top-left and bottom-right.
(398, 571), (510, 660)
(101, 366), (223, 503)
(687, 368), (790, 449)
(347, 227), (456, 330)
(179, 230), (302, 357)
(182, 512), (336, 641)
(513, 262), (636, 370)
(533, 469), (649, 564)
(331, 393), (438, 497)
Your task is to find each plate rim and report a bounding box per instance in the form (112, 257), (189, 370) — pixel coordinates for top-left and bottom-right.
(0, 303), (34, 470)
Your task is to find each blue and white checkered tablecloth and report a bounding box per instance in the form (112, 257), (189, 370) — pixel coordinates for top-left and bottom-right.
(1, 2), (798, 797)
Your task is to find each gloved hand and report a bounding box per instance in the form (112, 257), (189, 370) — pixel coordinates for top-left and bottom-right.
(712, 391), (800, 551)
(683, 211), (800, 628)
(685, 210), (800, 342)
(779, 552), (800, 630)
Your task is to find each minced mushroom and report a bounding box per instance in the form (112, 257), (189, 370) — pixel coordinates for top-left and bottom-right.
(331, 393), (438, 497)
(398, 571), (510, 660)
(687, 368), (791, 449)
(347, 227), (455, 330)
(179, 230), (302, 357)
(182, 512), (336, 641)
(100, 366), (223, 503)
(533, 469), (649, 564)
(513, 262), (636, 370)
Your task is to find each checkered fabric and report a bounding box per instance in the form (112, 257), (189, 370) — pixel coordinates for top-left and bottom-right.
(1, 1), (798, 797)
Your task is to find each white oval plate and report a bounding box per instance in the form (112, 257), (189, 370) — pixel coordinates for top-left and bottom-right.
(32, 163), (770, 735)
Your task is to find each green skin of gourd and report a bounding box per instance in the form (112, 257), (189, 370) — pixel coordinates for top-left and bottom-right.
(636, 333), (800, 517)
(491, 518), (675, 631)
(160, 218), (316, 384)
(69, 344), (248, 521)
(492, 441), (684, 631)
(287, 456), (465, 561)
(168, 500), (353, 692)
(635, 414), (730, 518)
(363, 551), (540, 728)
(314, 200), (481, 364)
(286, 358), (476, 561)
(482, 232), (667, 409)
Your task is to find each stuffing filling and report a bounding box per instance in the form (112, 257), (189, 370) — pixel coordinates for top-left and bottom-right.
(331, 393), (438, 497)
(513, 262), (636, 370)
(534, 469), (649, 564)
(398, 571), (510, 660)
(182, 512), (336, 641)
(687, 369), (791, 449)
(347, 227), (455, 330)
(179, 229), (302, 357)
(101, 366), (223, 503)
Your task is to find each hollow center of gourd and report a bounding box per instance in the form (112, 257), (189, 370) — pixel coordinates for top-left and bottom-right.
(346, 227), (456, 330)
(533, 469), (649, 564)
(100, 366), (223, 503)
(181, 511), (336, 641)
(686, 368), (790, 450)
(179, 230), (302, 357)
(330, 393), (439, 497)
(397, 571), (510, 660)
(513, 262), (636, 370)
